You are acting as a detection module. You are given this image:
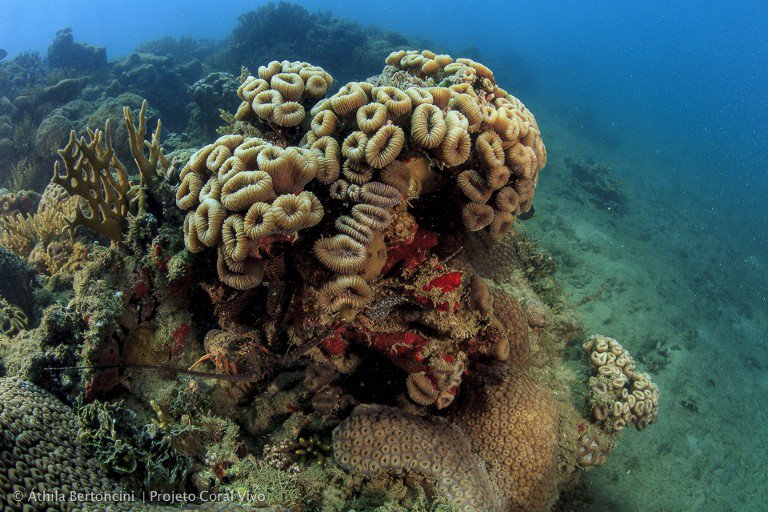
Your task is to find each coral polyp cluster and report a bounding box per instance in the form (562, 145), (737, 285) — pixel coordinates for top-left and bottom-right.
(0, 378), (121, 508)
(174, 52), (548, 408)
(583, 334), (660, 432)
(333, 403), (502, 512)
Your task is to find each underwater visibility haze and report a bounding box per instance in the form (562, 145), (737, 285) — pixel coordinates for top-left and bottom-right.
(0, 1), (765, 511)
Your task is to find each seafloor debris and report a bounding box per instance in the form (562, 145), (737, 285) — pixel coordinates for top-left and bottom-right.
(0, 49), (660, 512)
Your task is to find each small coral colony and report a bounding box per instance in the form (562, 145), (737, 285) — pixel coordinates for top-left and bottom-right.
(0, 48), (659, 511)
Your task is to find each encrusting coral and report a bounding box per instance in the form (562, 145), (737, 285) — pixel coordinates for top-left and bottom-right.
(0, 377), (123, 510)
(0, 378), (253, 511)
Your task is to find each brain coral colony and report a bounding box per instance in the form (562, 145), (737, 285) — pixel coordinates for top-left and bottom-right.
(0, 50), (660, 512)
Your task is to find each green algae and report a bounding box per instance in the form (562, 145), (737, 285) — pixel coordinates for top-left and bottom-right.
(77, 398), (191, 491)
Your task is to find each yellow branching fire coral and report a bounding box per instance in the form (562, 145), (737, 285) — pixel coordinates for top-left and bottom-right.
(52, 100), (168, 243)
(53, 121), (130, 242)
(583, 334), (660, 432)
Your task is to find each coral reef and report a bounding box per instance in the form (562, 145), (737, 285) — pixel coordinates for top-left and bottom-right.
(0, 22), (662, 511)
(47, 27), (107, 72)
(582, 334), (660, 433)
(223, 2), (426, 86)
(173, 50), (546, 411)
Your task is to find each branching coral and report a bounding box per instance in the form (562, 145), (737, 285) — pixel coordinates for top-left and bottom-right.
(0, 211), (36, 258)
(52, 99), (169, 243)
(52, 121), (130, 242)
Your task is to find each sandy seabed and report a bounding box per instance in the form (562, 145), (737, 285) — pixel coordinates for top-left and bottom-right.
(528, 106), (768, 511)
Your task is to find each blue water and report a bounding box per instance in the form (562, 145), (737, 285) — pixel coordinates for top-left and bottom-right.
(2, 0), (766, 509)
(3, 1), (765, 225)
